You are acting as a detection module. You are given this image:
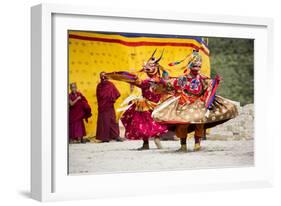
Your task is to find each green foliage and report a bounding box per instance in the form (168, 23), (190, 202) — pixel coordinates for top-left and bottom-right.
(208, 38), (254, 105)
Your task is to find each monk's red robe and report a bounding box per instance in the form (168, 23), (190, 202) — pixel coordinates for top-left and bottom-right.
(96, 80), (120, 142)
(69, 92), (92, 141)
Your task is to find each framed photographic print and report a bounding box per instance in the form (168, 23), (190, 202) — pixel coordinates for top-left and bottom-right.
(31, 3), (274, 201)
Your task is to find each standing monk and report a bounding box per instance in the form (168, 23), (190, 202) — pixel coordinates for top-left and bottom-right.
(95, 72), (123, 142)
(69, 83), (92, 143)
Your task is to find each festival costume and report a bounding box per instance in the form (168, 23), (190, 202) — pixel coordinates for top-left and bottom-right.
(152, 73), (238, 127)
(151, 50), (238, 150)
(105, 50), (168, 146)
(120, 79), (168, 140)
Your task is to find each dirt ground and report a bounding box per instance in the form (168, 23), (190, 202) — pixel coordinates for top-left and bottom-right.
(68, 139), (254, 175)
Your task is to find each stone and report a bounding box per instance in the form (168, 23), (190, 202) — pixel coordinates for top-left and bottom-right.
(208, 104), (254, 141)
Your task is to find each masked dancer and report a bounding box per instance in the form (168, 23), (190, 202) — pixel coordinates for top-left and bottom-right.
(152, 50), (239, 152)
(105, 50), (169, 150)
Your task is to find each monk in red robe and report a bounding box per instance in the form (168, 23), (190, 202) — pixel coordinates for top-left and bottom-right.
(95, 72), (123, 142)
(69, 83), (92, 143)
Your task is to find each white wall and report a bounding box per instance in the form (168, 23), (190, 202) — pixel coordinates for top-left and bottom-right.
(0, 0), (280, 205)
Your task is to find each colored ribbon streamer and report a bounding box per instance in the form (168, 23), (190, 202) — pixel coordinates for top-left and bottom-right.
(205, 79), (220, 109)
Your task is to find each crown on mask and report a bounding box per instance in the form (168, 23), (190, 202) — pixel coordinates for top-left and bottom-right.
(168, 49), (202, 74)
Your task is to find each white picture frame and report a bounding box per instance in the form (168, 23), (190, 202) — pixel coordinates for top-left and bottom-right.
(31, 3), (274, 202)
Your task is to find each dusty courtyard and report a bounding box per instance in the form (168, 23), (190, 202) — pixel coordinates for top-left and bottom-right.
(68, 139), (254, 175)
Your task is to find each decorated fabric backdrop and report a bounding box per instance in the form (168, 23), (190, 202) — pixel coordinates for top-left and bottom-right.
(68, 31), (210, 137)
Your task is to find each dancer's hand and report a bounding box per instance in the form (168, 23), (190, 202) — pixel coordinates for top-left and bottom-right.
(215, 74), (223, 82)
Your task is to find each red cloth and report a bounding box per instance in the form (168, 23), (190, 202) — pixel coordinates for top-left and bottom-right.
(121, 80), (168, 140)
(96, 107), (120, 141)
(69, 119), (86, 141)
(121, 105), (168, 140)
(96, 80), (120, 141)
(69, 92), (92, 140)
(96, 80), (120, 112)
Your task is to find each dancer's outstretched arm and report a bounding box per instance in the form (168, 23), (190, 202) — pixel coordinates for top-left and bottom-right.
(105, 71), (141, 86)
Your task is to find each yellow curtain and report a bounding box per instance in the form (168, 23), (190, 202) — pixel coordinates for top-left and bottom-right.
(68, 31), (210, 137)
